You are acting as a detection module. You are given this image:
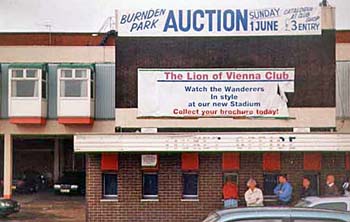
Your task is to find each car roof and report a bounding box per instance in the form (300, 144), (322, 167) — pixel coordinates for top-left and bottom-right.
(215, 207), (350, 221)
(304, 196), (350, 203)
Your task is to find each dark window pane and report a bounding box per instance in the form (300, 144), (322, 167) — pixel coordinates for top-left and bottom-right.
(103, 174), (118, 197)
(75, 69), (87, 78)
(263, 174), (279, 196)
(183, 174), (198, 197)
(26, 69), (38, 78)
(42, 72), (47, 80)
(42, 81), (46, 99)
(143, 173), (158, 197)
(304, 174), (320, 196)
(61, 69), (72, 78)
(11, 80), (38, 97)
(12, 69), (23, 78)
(90, 81), (94, 99)
(60, 80), (87, 97)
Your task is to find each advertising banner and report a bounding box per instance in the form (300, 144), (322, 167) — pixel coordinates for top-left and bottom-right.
(138, 68), (295, 118)
(117, 6), (321, 36)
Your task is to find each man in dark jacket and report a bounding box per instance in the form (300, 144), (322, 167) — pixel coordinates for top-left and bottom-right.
(300, 177), (317, 199)
(324, 174), (340, 197)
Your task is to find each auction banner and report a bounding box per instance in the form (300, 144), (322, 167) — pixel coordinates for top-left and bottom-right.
(138, 68), (295, 118)
(117, 6), (321, 36)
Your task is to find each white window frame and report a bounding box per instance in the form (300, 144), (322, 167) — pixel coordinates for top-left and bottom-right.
(58, 68), (93, 99)
(9, 68), (42, 98)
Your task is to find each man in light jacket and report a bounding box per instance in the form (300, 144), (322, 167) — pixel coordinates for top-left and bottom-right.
(324, 174), (340, 197)
(244, 178), (264, 207)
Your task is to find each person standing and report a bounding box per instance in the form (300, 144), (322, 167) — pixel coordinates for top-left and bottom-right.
(244, 178), (264, 207)
(223, 176), (238, 208)
(300, 177), (317, 199)
(342, 181), (350, 197)
(274, 175), (293, 206)
(324, 174), (340, 197)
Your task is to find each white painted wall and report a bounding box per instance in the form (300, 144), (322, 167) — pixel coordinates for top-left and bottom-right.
(0, 46), (115, 63)
(116, 108), (336, 129)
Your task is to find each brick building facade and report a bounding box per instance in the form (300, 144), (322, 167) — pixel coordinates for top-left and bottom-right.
(86, 152), (349, 222)
(73, 5), (349, 222)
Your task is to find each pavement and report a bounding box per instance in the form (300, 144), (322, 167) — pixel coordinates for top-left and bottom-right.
(0, 191), (85, 222)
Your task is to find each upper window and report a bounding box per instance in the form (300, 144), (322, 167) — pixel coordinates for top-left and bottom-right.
(183, 173), (198, 199)
(59, 69), (92, 98)
(142, 172), (158, 199)
(102, 173), (118, 199)
(11, 69), (40, 97)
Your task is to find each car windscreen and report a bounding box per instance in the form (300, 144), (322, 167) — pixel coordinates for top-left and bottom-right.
(59, 173), (85, 184)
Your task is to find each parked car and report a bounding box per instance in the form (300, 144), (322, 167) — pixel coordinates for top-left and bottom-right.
(202, 207), (350, 222)
(0, 199), (20, 217)
(295, 196), (350, 212)
(12, 170), (48, 193)
(54, 172), (85, 195)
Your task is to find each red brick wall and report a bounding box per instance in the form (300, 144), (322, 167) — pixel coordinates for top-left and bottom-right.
(86, 152), (348, 222)
(336, 31), (350, 43)
(0, 33), (115, 46)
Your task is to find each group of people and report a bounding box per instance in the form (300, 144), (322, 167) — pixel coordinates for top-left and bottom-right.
(222, 174), (344, 208)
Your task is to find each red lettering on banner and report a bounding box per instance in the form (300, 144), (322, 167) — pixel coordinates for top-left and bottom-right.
(265, 71), (290, 80)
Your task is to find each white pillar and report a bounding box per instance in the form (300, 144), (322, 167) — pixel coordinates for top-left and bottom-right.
(3, 134), (13, 199)
(53, 138), (60, 183)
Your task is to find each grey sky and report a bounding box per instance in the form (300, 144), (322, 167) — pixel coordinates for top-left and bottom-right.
(0, 0), (349, 32)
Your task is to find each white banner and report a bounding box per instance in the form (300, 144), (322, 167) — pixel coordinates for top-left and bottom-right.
(138, 68), (295, 118)
(117, 6), (321, 36)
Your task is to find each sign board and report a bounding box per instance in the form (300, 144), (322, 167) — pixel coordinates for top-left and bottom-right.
(138, 68), (295, 118)
(141, 155), (158, 167)
(116, 6), (321, 36)
(74, 133), (350, 153)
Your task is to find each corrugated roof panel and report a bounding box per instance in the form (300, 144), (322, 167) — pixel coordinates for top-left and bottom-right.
(57, 63), (95, 71)
(48, 64), (58, 119)
(95, 64), (115, 119)
(0, 64), (9, 118)
(8, 63), (47, 70)
(336, 62), (350, 118)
